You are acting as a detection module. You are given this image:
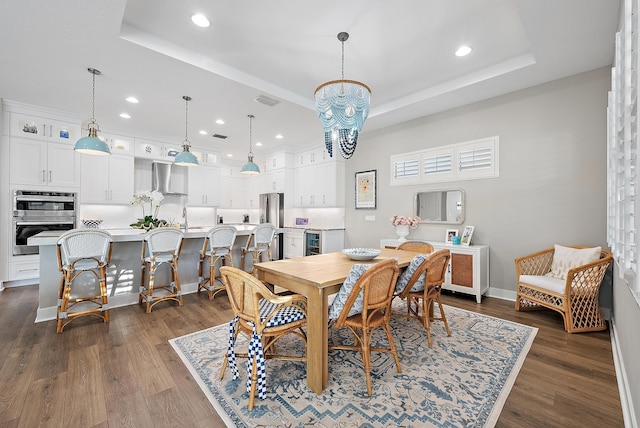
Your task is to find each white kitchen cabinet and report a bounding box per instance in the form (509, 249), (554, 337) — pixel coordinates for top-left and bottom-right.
(380, 239), (490, 303)
(245, 175), (259, 208)
(10, 138), (80, 188)
(134, 138), (182, 161)
(100, 132), (134, 155)
(188, 165), (220, 206)
(80, 154), (134, 204)
(219, 176), (244, 208)
(284, 228), (304, 259)
(191, 147), (219, 165)
(265, 151), (293, 171)
(321, 229), (345, 253)
(263, 169), (286, 193)
(293, 161), (344, 207)
(296, 146), (330, 167)
(10, 112), (80, 144)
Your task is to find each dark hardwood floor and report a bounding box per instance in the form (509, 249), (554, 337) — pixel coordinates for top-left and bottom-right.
(0, 285), (624, 427)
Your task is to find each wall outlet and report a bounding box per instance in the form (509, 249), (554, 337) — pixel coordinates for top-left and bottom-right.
(365, 215), (375, 221)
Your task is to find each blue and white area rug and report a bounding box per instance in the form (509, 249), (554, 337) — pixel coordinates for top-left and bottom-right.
(169, 302), (537, 428)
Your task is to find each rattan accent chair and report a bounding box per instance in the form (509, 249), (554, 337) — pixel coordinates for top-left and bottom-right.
(56, 229), (113, 333)
(241, 223), (276, 275)
(514, 246), (613, 333)
(395, 249), (451, 348)
(218, 266), (307, 411)
(395, 240), (434, 254)
(198, 225), (237, 299)
(329, 259), (401, 396)
(139, 228), (184, 313)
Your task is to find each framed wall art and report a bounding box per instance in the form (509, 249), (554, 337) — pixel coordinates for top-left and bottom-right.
(355, 170), (377, 209)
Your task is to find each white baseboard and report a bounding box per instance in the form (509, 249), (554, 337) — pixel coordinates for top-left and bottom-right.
(35, 281), (200, 323)
(611, 316), (638, 428)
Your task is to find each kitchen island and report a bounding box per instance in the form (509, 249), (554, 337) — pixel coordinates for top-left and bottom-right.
(27, 225), (259, 322)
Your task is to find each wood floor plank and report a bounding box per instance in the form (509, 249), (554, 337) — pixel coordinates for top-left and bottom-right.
(0, 342), (38, 421)
(17, 374), (67, 428)
(105, 390), (154, 428)
(64, 344), (107, 427)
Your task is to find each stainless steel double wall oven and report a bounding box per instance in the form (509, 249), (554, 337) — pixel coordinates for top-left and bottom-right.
(12, 190), (76, 256)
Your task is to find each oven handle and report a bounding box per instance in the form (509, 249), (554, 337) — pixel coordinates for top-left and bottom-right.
(15, 195), (76, 203)
(15, 220), (75, 226)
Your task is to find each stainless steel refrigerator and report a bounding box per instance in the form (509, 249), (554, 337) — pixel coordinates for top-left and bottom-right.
(259, 193), (284, 259)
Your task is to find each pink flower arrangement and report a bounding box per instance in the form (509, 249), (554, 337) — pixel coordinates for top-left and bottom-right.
(390, 215), (421, 229)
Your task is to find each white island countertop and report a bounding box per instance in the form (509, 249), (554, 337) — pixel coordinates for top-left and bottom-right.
(27, 224), (267, 246)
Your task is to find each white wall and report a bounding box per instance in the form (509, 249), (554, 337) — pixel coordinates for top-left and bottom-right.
(345, 67), (610, 296)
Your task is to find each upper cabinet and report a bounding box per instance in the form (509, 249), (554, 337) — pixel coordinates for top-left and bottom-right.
(295, 147), (330, 167)
(7, 106), (82, 189)
(80, 154), (134, 204)
(293, 157), (344, 207)
(9, 113), (80, 144)
(265, 151), (293, 171)
(99, 132), (134, 156)
(134, 138), (182, 161)
(188, 165), (220, 206)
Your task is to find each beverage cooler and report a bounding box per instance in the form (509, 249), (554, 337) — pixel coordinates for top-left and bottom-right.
(304, 230), (321, 256)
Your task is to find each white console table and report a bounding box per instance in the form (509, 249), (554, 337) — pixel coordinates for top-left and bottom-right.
(380, 239), (489, 303)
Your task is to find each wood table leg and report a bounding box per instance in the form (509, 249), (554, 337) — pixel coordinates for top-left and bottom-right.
(305, 287), (326, 394)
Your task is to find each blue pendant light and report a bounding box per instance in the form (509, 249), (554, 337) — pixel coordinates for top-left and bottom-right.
(174, 95), (199, 167)
(314, 32), (371, 159)
(241, 114), (260, 175)
(75, 68), (111, 156)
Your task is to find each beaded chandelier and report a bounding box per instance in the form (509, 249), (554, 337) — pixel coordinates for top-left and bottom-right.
(314, 32), (371, 159)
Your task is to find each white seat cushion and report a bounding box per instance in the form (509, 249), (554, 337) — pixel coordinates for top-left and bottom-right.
(519, 274), (566, 294)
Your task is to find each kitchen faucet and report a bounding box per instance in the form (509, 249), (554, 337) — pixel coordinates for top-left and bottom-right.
(182, 207), (188, 231)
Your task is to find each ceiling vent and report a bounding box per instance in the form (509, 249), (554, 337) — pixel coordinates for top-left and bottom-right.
(212, 133), (228, 139)
(254, 95), (279, 107)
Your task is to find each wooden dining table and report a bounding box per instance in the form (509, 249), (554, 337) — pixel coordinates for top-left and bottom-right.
(253, 248), (417, 395)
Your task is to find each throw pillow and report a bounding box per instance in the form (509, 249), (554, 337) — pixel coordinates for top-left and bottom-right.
(547, 245), (602, 280)
(328, 263), (372, 319)
(395, 253), (430, 294)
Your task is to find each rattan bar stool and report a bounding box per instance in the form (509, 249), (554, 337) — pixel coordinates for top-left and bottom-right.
(139, 228), (184, 313)
(198, 225), (238, 299)
(56, 229), (113, 333)
(241, 223), (276, 275)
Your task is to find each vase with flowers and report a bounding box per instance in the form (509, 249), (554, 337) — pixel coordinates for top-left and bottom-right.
(390, 215), (421, 242)
(130, 190), (169, 230)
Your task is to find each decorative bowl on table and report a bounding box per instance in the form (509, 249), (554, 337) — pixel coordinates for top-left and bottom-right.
(81, 219), (103, 228)
(342, 248), (381, 261)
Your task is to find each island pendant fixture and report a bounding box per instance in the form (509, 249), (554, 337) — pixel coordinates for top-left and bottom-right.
(174, 95), (199, 167)
(74, 68), (111, 156)
(314, 32), (371, 159)
(240, 114), (260, 175)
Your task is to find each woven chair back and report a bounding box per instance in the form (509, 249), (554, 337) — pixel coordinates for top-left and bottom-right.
(396, 240), (434, 254)
(57, 229), (113, 267)
(253, 223), (276, 246)
(144, 228), (184, 257)
(206, 225), (238, 250)
(335, 259), (399, 327)
(397, 249), (450, 299)
(220, 266), (276, 328)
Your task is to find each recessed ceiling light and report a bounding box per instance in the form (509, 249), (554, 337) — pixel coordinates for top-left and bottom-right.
(255, 142), (263, 147)
(215, 119), (225, 125)
(455, 45), (472, 57)
(275, 134), (283, 139)
(125, 96), (139, 103)
(119, 113), (131, 119)
(199, 130), (207, 135)
(191, 13), (210, 28)
(226, 153), (233, 157)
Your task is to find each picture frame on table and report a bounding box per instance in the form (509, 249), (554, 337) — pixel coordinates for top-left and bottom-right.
(461, 225), (475, 246)
(355, 170), (377, 209)
(445, 229), (458, 244)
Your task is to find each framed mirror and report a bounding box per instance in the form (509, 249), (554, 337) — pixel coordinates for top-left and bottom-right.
(414, 189), (465, 224)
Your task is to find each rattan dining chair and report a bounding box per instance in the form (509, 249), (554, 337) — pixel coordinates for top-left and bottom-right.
(56, 229), (113, 333)
(395, 240), (434, 254)
(241, 223), (276, 275)
(139, 228), (184, 313)
(394, 249), (451, 348)
(328, 258), (401, 396)
(218, 266), (307, 411)
(198, 225), (237, 299)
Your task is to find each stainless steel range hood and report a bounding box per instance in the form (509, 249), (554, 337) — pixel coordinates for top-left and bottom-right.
(152, 161), (187, 196)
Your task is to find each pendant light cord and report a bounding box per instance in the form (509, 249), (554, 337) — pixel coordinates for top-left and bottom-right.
(248, 114), (254, 156)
